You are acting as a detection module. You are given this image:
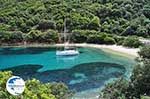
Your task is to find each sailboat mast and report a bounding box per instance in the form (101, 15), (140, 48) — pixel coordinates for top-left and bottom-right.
(64, 18), (66, 43)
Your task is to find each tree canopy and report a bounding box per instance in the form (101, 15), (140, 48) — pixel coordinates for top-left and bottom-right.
(0, 0), (150, 37)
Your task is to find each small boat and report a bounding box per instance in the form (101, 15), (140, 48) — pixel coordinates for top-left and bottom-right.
(56, 18), (79, 56)
(56, 44), (79, 56)
(56, 48), (79, 56)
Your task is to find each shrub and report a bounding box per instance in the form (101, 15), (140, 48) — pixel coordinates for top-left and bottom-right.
(50, 83), (73, 99)
(0, 29), (59, 44)
(41, 29), (59, 43)
(87, 35), (103, 44)
(123, 36), (143, 48)
(25, 30), (42, 42)
(0, 71), (72, 99)
(99, 78), (129, 99)
(138, 45), (150, 59)
(130, 60), (150, 98)
(71, 30), (96, 43)
(37, 20), (56, 30)
(117, 39), (124, 45)
(130, 46), (150, 97)
(113, 36), (125, 45)
(71, 29), (116, 44)
(9, 31), (24, 43)
(0, 24), (11, 31)
(0, 31), (11, 43)
(23, 79), (56, 99)
(104, 37), (116, 44)
(25, 29), (59, 43)
(88, 16), (100, 30)
(0, 31), (24, 43)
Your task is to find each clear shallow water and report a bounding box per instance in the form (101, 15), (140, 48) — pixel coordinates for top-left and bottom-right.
(0, 47), (135, 93)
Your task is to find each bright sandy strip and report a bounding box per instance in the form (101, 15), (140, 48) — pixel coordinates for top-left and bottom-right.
(55, 43), (139, 57)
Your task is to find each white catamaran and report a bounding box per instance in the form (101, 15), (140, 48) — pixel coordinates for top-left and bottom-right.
(56, 19), (79, 56)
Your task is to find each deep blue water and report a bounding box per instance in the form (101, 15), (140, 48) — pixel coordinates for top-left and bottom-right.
(0, 47), (135, 92)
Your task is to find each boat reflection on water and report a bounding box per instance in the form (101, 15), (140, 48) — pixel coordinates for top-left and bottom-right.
(56, 53), (79, 63)
(56, 46), (79, 56)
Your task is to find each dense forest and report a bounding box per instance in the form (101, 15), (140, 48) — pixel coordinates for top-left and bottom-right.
(0, 0), (150, 45)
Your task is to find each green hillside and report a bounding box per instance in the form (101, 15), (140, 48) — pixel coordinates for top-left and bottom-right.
(0, 0), (150, 44)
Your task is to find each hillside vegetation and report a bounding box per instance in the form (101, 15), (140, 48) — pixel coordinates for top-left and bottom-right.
(0, 71), (73, 99)
(0, 0), (150, 44)
(99, 45), (150, 99)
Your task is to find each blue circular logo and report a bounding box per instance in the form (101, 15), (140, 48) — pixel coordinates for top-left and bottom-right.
(6, 76), (25, 95)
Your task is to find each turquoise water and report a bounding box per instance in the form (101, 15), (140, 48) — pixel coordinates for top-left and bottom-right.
(0, 47), (135, 92)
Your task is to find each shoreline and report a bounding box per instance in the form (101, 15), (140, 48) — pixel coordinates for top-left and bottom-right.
(56, 43), (139, 57)
(0, 43), (139, 57)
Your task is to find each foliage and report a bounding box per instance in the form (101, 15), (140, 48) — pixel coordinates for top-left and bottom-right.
(0, 71), (72, 99)
(138, 45), (150, 59)
(25, 30), (42, 42)
(87, 34), (104, 44)
(37, 20), (56, 30)
(130, 60), (150, 98)
(23, 79), (56, 99)
(50, 83), (73, 99)
(99, 45), (150, 99)
(0, 0), (150, 44)
(141, 96), (150, 99)
(113, 36), (125, 45)
(71, 30), (116, 44)
(99, 78), (129, 99)
(41, 29), (59, 43)
(71, 30), (88, 43)
(123, 36), (143, 48)
(130, 46), (150, 97)
(88, 16), (100, 30)
(0, 29), (59, 44)
(104, 36), (116, 45)
(0, 31), (24, 44)
(26, 29), (59, 43)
